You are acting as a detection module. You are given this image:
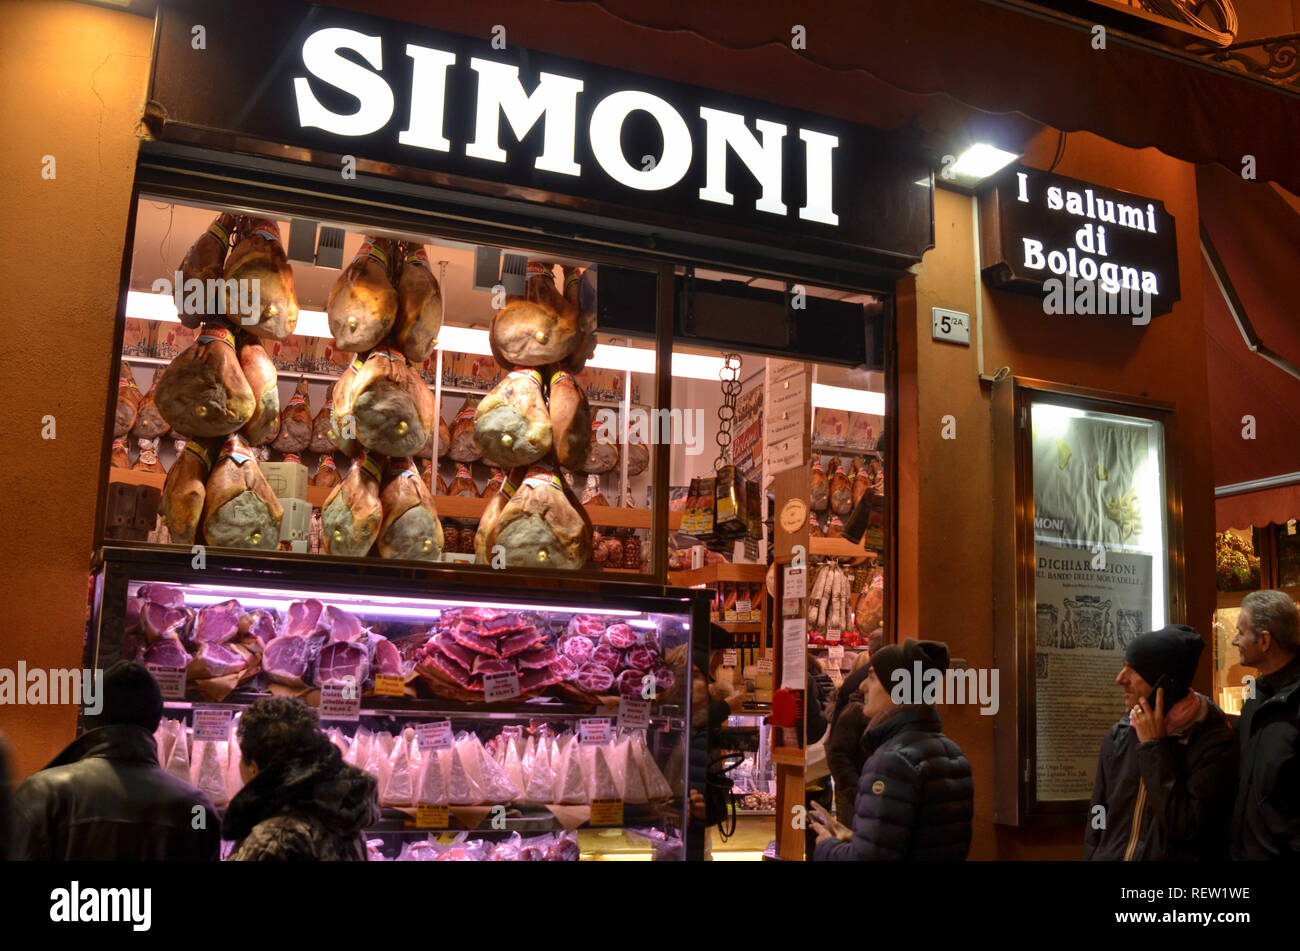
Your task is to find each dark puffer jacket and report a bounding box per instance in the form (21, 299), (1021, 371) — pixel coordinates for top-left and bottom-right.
(1231, 655), (1300, 859)
(10, 725), (220, 861)
(827, 693), (870, 821)
(223, 742), (379, 861)
(814, 705), (972, 861)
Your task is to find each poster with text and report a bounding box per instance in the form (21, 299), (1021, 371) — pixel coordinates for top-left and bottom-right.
(1034, 544), (1152, 802)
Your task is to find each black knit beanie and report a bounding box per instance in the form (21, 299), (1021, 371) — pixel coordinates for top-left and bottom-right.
(870, 638), (950, 700)
(99, 660), (164, 732)
(1125, 625), (1203, 704)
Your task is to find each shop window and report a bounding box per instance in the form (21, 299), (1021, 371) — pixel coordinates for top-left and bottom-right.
(1215, 528), (1261, 592)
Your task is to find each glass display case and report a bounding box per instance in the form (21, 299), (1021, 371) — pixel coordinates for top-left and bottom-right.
(84, 547), (710, 861)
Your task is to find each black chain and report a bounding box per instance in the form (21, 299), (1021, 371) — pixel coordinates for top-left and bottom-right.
(714, 352), (742, 471)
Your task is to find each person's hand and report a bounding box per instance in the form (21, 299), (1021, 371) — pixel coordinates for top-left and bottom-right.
(1132, 687), (1166, 742)
(811, 819), (834, 844)
(689, 788), (707, 821)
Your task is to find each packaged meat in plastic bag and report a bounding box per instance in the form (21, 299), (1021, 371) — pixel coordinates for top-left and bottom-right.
(546, 830), (581, 862)
(154, 718), (177, 768)
(435, 832), (486, 861)
(191, 739), (229, 807)
(501, 736), (526, 798)
(521, 733), (536, 776)
(345, 725), (373, 769)
(365, 838), (386, 862)
(226, 715), (245, 801)
(611, 736), (649, 804)
(522, 734), (555, 803)
(518, 834), (552, 861)
(363, 732), (393, 800)
(632, 731), (674, 800)
(474, 735), (521, 802)
(416, 745), (448, 806)
(487, 832), (523, 861)
(552, 737), (588, 804)
(586, 743), (620, 802)
(399, 836), (442, 861)
(383, 732), (415, 806)
(442, 742), (486, 805)
(164, 724), (191, 783)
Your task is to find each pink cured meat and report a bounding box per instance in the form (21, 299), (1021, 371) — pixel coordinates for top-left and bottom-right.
(638, 629), (661, 653)
(519, 667), (561, 691)
(567, 615), (605, 639)
(138, 583), (185, 608)
(602, 623), (638, 649)
(464, 607), (510, 624)
(549, 655), (578, 680)
(472, 656), (517, 676)
(499, 627), (545, 658)
(316, 641), (370, 685)
(624, 645), (657, 670)
(451, 628), (500, 658)
(575, 663), (614, 692)
(428, 651), (472, 686)
(432, 633), (476, 671)
(650, 665), (676, 691)
(560, 635), (595, 662)
(285, 599), (324, 637)
(144, 637), (192, 668)
(243, 611), (278, 651)
(264, 635), (314, 687)
(615, 668), (644, 697)
(126, 597), (144, 631)
(190, 641), (247, 678)
(141, 603), (188, 642)
(592, 643), (623, 671)
(322, 605), (363, 642)
(373, 637), (402, 676)
(482, 612), (529, 633)
(193, 599), (243, 643)
(515, 645), (557, 669)
(546, 834), (580, 862)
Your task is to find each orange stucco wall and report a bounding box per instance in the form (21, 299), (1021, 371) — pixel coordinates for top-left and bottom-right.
(0, 2), (151, 778)
(896, 130), (1212, 859)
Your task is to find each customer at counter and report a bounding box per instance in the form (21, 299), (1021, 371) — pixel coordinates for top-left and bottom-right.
(811, 639), (972, 861)
(9, 661), (220, 861)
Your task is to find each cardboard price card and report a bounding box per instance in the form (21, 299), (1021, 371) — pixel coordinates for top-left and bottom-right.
(579, 717), (612, 745)
(372, 674), (405, 697)
(414, 804), (450, 828)
(757, 657), (774, 675)
(590, 798), (624, 827)
(827, 645), (845, 666)
(146, 665), (187, 700)
(319, 681), (361, 721)
(722, 649), (738, 668)
(192, 707), (233, 742)
(617, 698), (651, 731)
(483, 670), (521, 702)
(501, 724), (523, 739)
(783, 568), (807, 600)
(417, 720), (453, 751)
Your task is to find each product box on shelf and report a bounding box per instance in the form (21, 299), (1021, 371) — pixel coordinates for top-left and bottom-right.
(260, 460), (309, 500)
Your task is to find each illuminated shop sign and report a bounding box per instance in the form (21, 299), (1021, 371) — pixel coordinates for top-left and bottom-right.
(148, 0), (932, 266)
(978, 166), (1180, 318)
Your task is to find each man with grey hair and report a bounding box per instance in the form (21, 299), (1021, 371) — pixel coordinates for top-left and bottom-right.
(1231, 589), (1300, 859)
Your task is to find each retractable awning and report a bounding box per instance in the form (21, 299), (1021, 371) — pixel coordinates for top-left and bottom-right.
(1198, 163), (1300, 529)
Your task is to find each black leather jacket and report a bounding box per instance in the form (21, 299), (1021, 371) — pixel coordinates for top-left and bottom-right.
(9, 725), (221, 861)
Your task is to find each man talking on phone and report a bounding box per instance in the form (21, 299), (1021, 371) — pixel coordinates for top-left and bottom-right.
(1083, 625), (1239, 861)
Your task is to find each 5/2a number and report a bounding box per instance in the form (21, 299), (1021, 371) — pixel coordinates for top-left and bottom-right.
(939, 314), (956, 334)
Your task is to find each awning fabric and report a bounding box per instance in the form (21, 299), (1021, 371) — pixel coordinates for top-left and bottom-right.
(1198, 163), (1300, 529)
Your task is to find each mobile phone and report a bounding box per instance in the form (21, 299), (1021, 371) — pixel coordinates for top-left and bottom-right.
(1147, 673), (1185, 709)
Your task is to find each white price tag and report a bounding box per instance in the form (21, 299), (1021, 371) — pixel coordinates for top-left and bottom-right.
(722, 649), (738, 668)
(826, 628), (842, 643)
(319, 682), (361, 721)
(827, 645), (845, 666)
(483, 670), (521, 702)
(617, 698), (651, 731)
(735, 598), (751, 614)
(192, 708), (232, 742)
(417, 720), (453, 751)
(146, 665), (187, 700)
(758, 657), (774, 675)
(783, 568), (807, 600)
(579, 717), (612, 744)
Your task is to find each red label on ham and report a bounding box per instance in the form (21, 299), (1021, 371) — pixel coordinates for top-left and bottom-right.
(575, 663), (614, 692)
(602, 623), (638, 648)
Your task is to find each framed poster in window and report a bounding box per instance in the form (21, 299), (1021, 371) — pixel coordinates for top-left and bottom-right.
(992, 378), (1185, 824)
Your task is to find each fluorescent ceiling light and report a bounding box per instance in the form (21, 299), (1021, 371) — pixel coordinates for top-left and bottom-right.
(811, 383), (884, 416)
(947, 143), (1018, 185)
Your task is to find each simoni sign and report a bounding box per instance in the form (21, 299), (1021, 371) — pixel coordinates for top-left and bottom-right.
(978, 166), (1181, 317)
(147, 0), (931, 271)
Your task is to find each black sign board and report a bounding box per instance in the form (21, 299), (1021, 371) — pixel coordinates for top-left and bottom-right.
(148, 0), (932, 272)
(979, 166), (1180, 318)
